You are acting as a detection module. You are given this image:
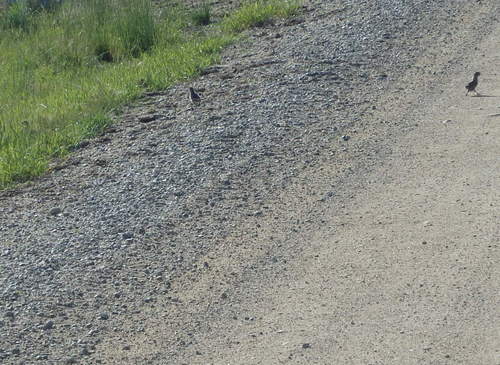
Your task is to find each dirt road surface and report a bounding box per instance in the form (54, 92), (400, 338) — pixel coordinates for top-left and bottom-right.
(1, 1), (499, 364)
(164, 20), (500, 365)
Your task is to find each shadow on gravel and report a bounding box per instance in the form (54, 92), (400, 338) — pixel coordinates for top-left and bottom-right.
(470, 94), (499, 97)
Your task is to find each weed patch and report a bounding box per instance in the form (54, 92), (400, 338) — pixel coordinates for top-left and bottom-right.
(191, 2), (211, 26)
(222, 0), (300, 33)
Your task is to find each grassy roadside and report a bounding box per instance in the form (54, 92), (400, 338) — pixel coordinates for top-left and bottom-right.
(0, 0), (300, 189)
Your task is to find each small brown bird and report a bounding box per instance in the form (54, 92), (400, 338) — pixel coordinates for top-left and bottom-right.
(465, 72), (480, 96)
(189, 87), (201, 103)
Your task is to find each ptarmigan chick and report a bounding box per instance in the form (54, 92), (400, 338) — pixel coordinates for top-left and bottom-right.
(465, 72), (480, 96)
(189, 87), (201, 103)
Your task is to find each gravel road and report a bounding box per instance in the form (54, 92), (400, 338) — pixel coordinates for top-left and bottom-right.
(1, 0), (499, 364)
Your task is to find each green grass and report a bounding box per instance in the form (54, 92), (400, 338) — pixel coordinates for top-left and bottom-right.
(191, 2), (211, 26)
(0, 0), (300, 189)
(221, 0), (300, 33)
(0, 1), (32, 31)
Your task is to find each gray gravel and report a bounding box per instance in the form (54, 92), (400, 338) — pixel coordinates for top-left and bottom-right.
(1, 0), (498, 363)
